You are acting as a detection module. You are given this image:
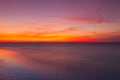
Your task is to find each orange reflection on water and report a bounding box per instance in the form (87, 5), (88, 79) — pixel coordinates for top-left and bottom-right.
(0, 49), (32, 67)
(0, 48), (78, 78)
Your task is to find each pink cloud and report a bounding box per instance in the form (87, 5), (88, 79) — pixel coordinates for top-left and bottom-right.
(66, 17), (112, 23)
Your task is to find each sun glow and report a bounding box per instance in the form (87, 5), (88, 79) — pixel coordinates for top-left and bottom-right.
(0, 33), (94, 42)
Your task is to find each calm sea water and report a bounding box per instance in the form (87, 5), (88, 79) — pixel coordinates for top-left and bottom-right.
(0, 43), (120, 80)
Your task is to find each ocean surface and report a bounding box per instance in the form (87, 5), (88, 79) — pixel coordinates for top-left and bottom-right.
(0, 43), (120, 80)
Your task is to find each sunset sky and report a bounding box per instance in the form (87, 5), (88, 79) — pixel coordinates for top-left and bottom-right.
(0, 0), (120, 42)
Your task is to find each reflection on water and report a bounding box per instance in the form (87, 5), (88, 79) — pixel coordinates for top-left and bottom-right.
(0, 43), (120, 80)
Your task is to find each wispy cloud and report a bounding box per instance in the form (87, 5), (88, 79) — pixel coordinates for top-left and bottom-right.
(66, 17), (112, 23)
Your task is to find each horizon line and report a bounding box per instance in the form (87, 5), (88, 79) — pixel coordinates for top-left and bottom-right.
(0, 42), (120, 43)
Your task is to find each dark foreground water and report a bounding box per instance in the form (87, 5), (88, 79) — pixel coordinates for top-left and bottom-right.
(0, 43), (120, 80)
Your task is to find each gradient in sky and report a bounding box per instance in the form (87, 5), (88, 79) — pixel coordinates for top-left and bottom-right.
(0, 0), (120, 42)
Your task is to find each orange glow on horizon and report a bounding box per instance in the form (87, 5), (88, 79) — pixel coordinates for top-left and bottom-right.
(0, 32), (119, 42)
(0, 34), (96, 42)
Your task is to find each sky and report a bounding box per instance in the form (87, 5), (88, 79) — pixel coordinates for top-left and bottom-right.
(0, 0), (120, 42)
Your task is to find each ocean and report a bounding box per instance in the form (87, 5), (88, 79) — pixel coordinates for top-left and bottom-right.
(0, 43), (120, 80)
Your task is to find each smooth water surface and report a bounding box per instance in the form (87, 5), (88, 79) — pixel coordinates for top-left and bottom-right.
(0, 43), (120, 80)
